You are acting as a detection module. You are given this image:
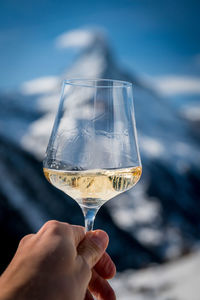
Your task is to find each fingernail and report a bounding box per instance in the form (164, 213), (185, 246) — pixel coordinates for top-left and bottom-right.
(89, 230), (108, 250)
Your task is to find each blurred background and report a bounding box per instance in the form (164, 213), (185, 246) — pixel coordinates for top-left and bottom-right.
(0, 0), (200, 299)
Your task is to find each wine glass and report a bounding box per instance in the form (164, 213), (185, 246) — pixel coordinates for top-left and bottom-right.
(43, 79), (142, 231)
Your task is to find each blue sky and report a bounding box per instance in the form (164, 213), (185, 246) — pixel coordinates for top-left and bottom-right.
(0, 0), (200, 92)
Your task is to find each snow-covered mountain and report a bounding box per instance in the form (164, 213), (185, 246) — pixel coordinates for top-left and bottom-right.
(0, 29), (200, 274)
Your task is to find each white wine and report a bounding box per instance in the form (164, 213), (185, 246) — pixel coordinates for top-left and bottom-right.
(43, 166), (142, 208)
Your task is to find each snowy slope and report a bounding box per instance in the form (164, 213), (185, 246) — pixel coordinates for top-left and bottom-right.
(111, 251), (200, 300)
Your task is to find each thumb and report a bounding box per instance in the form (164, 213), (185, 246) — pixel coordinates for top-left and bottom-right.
(78, 230), (109, 268)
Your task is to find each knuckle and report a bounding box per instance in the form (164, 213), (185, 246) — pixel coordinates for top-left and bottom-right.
(44, 220), (60, 229)
(43, 220), (64, 235)
(41, 221), (74, 251)
(19, 234), (34, 247)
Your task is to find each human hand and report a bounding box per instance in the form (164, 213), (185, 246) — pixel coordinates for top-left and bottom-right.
(0, 221), (116, 300)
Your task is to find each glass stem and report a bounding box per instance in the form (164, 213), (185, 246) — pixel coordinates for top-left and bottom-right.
(81, 206), (99, 232)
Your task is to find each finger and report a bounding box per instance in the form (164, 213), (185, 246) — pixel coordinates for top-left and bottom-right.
(71, 225), (85, 247)
(78, 230), (109, 268)
(37, 221), (85, 247)
(89, 269), (116, 300)
(94, 252), (116, 279)
(84, 290), (94, 300)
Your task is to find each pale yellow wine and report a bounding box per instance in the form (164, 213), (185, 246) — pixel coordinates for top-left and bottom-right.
(43, 166), (142, 207)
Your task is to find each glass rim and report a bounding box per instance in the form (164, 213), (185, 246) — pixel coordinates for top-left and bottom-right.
(63, 78), (133, 88)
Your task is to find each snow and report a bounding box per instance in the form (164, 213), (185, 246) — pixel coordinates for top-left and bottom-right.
(21, 76), (59, 95)
(139, 136), (165, 157)
(181, 105), (200, 122)
(152, 75), (200, 95)
(55, 29), (96, 49)
(111, 251), (200, 300)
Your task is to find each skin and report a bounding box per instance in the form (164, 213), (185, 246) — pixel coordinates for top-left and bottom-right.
(0, 221), (116, 300)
